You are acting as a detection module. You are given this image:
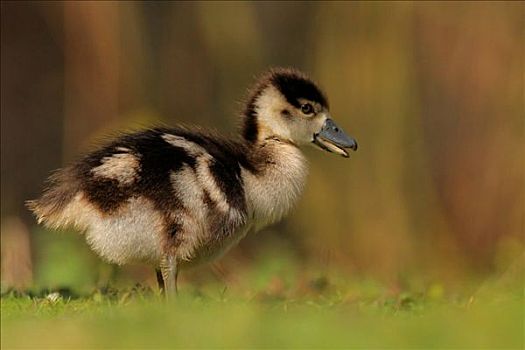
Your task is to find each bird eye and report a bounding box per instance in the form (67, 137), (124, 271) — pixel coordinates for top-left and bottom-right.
(301, 103), (314, 115)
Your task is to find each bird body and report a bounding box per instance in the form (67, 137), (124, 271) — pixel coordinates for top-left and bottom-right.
(29, 68), (357, 294)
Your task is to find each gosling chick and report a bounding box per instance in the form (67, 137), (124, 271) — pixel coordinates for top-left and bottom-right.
(28, 68), (358, 294)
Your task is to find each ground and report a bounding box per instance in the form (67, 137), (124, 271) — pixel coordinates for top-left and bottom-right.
(1, 276), (523, 349)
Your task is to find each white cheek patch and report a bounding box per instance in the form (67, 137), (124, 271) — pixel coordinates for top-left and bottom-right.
(288, 114), (327, 145)
(255, 86), (293, 140)
(255, 87), (329, 145)
(91, 150), (141, 186)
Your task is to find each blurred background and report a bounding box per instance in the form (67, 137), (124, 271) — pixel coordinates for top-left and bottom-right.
(1, 1), (523, 295)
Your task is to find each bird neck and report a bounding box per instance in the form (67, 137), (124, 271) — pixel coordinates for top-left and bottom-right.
(241, 137), (308, 227)
(242, 111), (294, 146)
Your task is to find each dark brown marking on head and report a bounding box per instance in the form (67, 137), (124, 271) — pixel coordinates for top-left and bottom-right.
(269, 68), (328, 109)
(242, 67), (327, 143)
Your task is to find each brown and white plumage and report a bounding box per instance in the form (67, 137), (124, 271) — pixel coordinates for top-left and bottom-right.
(28, 68), (358, 294)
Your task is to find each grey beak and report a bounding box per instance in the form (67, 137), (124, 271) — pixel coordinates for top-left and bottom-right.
(313, 118), (358, 157)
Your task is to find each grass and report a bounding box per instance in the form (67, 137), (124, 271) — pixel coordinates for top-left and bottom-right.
(1, 278), (523, 349)
(2, 231), (524, 348)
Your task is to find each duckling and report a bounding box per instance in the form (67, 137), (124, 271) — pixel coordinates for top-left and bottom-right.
(28, 68), (358, 295)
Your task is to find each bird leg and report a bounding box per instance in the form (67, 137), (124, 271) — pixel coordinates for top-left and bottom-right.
(155, 268), (165, 294)
(159, 254), (178, 297)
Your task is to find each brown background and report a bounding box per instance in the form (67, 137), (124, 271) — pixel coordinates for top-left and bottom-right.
(1, 1), (523, 290)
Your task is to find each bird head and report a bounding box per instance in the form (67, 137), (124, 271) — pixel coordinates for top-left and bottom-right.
(243, 68), (357, 157)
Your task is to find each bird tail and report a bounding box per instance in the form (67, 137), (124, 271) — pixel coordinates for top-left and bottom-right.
(26, 167), (81, 229)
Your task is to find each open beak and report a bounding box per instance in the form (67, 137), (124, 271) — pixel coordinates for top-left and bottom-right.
(312, 118), (358, 158)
